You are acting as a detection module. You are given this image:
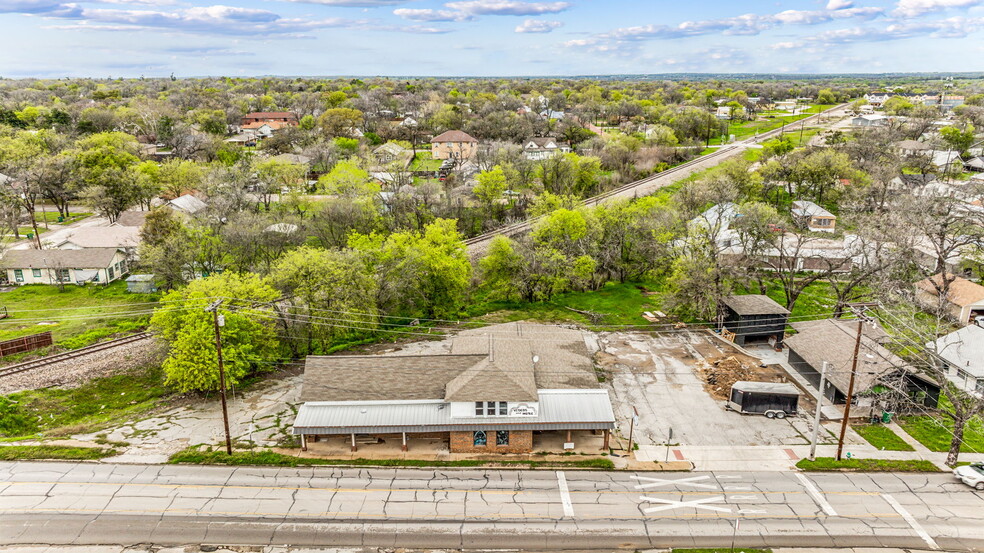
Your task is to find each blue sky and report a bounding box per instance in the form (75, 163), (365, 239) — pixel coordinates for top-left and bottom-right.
(1, 0), (983, 77)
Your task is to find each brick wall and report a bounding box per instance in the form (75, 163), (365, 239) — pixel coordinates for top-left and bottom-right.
(449, 430), (533, 454)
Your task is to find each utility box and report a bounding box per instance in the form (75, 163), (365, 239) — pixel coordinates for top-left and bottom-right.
(727, 381), (800, 419)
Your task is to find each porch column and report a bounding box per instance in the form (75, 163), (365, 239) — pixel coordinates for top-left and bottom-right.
(300, 433), (307, 452)
(350, 433), (357, 452)
(566, 430), (573, 448)
(602, 429), (610, 451)
(401, 432), (408, 452)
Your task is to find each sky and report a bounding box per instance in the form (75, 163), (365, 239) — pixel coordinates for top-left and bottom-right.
(1, 0), (984, 77)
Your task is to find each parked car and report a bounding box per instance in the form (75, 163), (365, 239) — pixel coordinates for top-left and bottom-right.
(953, 462), (984, 490)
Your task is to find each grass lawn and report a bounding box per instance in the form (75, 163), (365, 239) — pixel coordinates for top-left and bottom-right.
(34, 211), (91, 224)
(897, 415), (984, 454)
(408, 151), (442, 171)
(468, 280), (675, 329)
(796, 457), (940, 472)
(170, 447), (616, 470)
(732, 279), (842, 321)
(852, 424), (915, 451)
(0, 281), (158, 347)
(0, 444), (117, 460)
(0, 364), (171, 439)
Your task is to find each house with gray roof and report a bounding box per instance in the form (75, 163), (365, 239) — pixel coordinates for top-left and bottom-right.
(165, 194), (207, 217)
(292, 322), (616, 454)
(1, 247), (129, 286)
(930, 324), (984, 395)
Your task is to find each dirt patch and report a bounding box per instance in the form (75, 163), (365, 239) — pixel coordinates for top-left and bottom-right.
(698, 354), (790, 400)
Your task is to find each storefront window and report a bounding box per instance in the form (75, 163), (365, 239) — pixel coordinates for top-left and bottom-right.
(473, 430), (487, 446)
(496, 431), (509, 446)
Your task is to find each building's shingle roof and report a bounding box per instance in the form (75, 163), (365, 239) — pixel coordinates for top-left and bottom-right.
(115, 211), (149, 227)
(786, 319), (907, 395)
(1, 247), (122, 269)
(166, 194), (207, 214)
(915, 273), (984, 308)
(431, 130), (478, 143)
(56, 227), (141, 249)
(723, 295), (790, 316)
(243, 112), (297, 119)
(791, 200), (835, 219)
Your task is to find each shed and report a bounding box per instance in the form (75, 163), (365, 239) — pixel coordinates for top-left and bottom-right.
(720, 295), (790, 348)
(126, 274), (157, 293)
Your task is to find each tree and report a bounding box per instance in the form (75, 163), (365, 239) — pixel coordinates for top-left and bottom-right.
(255, 159), (306, 209)
(150, 273), (280, 393)
(317, 160), (377, 197)
(816, 89), (836, 105)
(473, 165), (508, 215)
(939, 124), (976, 155)
(71, 132), (141, 223)
(139, 208), (182, 248)
(318, 108), (363, 138)
(270, 247), (378, 356)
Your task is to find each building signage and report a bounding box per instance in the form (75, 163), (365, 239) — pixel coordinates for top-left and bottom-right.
(509, 403), (537, 416)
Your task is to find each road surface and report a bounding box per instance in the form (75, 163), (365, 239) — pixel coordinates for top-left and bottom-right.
(2, 461), (982, 550)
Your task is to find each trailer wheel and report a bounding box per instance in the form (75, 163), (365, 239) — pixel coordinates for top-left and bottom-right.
(765, 411), (776, 419)
(775, 411), (786, 420)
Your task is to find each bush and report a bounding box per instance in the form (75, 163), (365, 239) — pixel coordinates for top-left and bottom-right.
(796, 457), (939, 472)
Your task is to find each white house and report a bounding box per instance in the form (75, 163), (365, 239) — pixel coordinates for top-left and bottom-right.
(791, 200), (836, 233)
(292, 322), (616, 454)
(852, 114), (889, 127)
(165, 194), (207, 217)
(52, 226), (141, 256)
(2, 247), (129, 286)
(930, 324), (984, 395)
(522, 137), (571, 160)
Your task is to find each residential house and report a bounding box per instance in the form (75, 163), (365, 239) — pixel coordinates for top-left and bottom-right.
(896, 140), (931, 155)
(720, 295), (790, 348)
(540, 109), (565, 120)
(241, 112), (298, 127)
(292, 322), (616, 454)
(431, 130), (478, 161)
(720, 234), (866, 274)
(915, 273), (984, 326)
(786, 319), (939, 408)
(522, 137), (571, 160)
(2, 247), (129, 286)
(791, 201), (836, 233)
(930, 324), (984, 395)
(964, 157), (984, 172)
(372, 142), (410, 165)
(889, 174), (937, 191)
(928, 150), (964, 173)
(165, 194), (207, 217)
(852, 114), (889, 127)
(52, 226), (141, 258)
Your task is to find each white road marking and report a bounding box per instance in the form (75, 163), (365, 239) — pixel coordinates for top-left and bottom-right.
(795, 473), (838, 517)
(883, 493), (939, 550)
(738, 509), (768, 514)
(640, 495), (731, 514)
(556, 471), (574, 517)
(632, 475), (717, 490)
(729, 495), (758, 500)
(716, 475), (743, 480)
(723, 485), (752, 491)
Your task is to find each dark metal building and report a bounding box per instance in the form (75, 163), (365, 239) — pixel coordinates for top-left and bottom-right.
(721, 295), (790, 348)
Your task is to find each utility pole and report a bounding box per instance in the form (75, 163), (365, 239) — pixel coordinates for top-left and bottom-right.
(206, 299), (233, 455)
(809, 361), (829, 461)
(627, 406), (638, 456)
(836, 302), (879, 461)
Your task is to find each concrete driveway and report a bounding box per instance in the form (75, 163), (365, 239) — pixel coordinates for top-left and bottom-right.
(598, 330), (841, 452)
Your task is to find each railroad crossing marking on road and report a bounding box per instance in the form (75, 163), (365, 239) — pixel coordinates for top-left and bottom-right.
(632, 475), (717, 490)
(640, 495), (731, 514)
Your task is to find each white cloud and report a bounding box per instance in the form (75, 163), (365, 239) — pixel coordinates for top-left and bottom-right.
(826, 0), (854, 9)
(278, 0), (408, 5)
(393, 8), (473, 21)
(443, 0), (570, 16)
(514, 18), (561, 32)
(893, 0), (981, 16)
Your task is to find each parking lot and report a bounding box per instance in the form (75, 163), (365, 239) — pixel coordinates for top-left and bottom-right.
(597, 329), (841, 449)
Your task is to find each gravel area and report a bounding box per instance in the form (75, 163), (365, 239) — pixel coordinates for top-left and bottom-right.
(0, 337), (166, 394)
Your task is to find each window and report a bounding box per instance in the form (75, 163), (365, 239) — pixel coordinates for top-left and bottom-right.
(496, 431), (509, 446)
(474, 401), (508, 416)
(32, 269), (41, 278)
(57, 269), (70, 282)
(108, 267), (115, 280)
(977, 379), (984, 395)
(473, 431), (487, 446)
(14, 269), (23, 283)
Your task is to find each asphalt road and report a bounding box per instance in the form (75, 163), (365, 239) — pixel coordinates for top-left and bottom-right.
(2, 461), (983, 550)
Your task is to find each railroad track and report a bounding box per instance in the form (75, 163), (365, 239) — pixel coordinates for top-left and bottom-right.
(464, 104), (847, 251)
(0, 332), (154, 379)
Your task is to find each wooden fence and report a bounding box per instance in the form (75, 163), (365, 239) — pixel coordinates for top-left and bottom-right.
(0, 331), (53, 357)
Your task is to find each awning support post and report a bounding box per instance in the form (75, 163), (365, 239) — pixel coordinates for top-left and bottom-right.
(351, 433), (357, 452)
(602, 429), (610, 451)
(401, 432), (408, 452)
(300, 433), (307, 452)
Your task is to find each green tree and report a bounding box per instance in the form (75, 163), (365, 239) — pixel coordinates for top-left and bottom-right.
(149, 273), (280, 393)
(317, 160), (377, 197)
(940, 124), (976, 155)
(71, 132), (141, 223)
(816, 89), (836, 105)
(473, 166), (508, 213)
(318, 108), (363, 137)
(192, 109), (228, 135)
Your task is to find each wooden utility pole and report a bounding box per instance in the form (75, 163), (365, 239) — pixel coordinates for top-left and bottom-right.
(206, 299), (233, 456)
(836, 302), (879, 461)
(809, 361), (830, 461)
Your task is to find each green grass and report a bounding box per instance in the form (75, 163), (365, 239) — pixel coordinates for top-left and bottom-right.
(408, 151), (442, 171)
(0, 444), (117, 460)
(34, 211), (91, 224)
(0, 364), (171, 439)
(169, 448), (617, 470)
(852, 424), (915, 451)
(897, 415), (984, 454)
(468, 280), (672, 329)
(0, 281), (158, 346)
(796, 457), (940, 472)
